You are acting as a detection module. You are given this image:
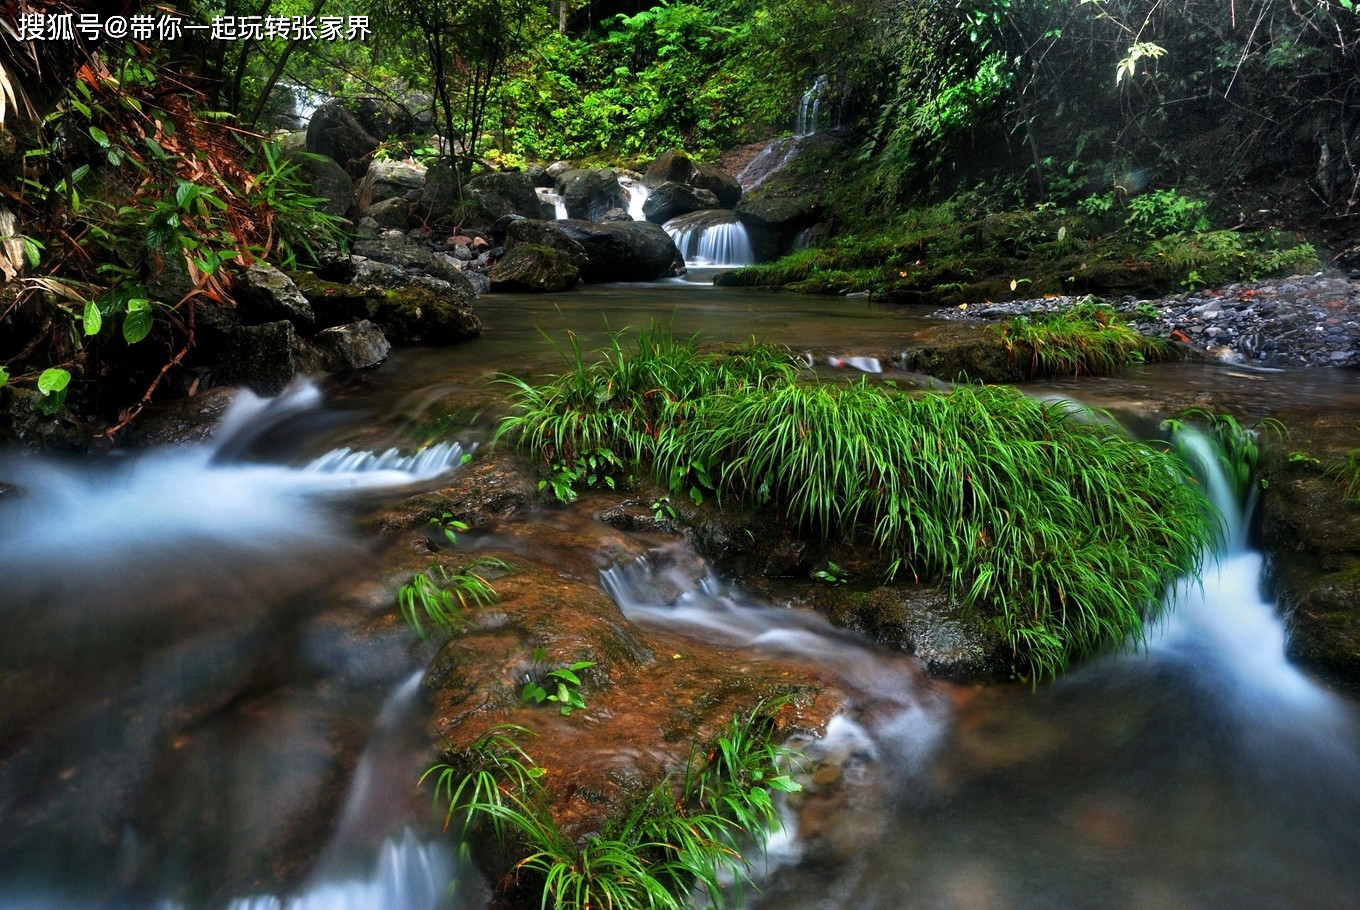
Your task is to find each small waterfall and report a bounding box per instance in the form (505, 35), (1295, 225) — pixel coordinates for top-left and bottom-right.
(618, 175), (650, 221)
(662, 209), (755, 267)
(826, 356), (883, 373)
(735, 137), (800, 191)
(535, 187), (567, 220)
(795, 74), (828, 138)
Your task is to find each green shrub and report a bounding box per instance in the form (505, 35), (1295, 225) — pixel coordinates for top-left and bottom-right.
(994, 301), (1169, 377)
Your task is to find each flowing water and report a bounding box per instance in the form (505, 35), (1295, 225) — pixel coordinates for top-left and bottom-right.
(661, 210), (756, 267)
(2, 282), (1359, 908)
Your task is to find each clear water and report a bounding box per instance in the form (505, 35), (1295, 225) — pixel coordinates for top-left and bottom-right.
(2, 284), (1358, 909)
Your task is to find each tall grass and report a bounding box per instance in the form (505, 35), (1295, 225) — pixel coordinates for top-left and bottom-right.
(500, 329), (1216, 679)
(994, 302), (1169, 377)
(427, 706), (803, 910)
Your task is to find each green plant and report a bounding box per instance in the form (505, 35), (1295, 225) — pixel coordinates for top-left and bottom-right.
(398, 558), (506, 639)
(1325, 448), (1360, 504)
(811, 561), (848, 585)
(245, 142), (349, 269)
(427, 704), (803, 910)
(994, 301), (1167, 377)
(651, 497), (679, 522)
(540, 448), (622, 504)
(430, 512), (469, 546)
(1124, 189), (1210, 238)
(1288, 450), (1322, 467)
(522, 647), (597, 715)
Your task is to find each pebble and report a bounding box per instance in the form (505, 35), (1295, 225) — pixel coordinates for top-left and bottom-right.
(931, 273), (1360, 369)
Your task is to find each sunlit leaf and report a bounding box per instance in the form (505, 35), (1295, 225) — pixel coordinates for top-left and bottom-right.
(37, 368), (70, 394)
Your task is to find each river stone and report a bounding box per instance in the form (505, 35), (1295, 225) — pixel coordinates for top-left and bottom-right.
(371, 282), (481, 344)
(468, 172), (552, 221)
(305, 100), (381, 177)
(644, 149), (696, 186)
(691, 164), (742, 207)
(488, 244), (581, 293)
(351, 236), (476, 289)
(233, 263), (315, 331)
(309, 319), (391, 370)
(217, 320), (301, 394)
(555, 168), (626, 222)
(735, 186), (823, 261)
(356, 159), (426, 209)
(641, 182), (719, 224)
(348, 96), (417, 139)
(553, 219), (683, 282)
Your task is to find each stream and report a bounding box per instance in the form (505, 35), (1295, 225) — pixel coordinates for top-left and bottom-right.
(1, 282), (1359, 909)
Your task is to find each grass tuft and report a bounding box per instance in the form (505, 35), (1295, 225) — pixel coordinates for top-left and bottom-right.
(993, 301), (1170, 377)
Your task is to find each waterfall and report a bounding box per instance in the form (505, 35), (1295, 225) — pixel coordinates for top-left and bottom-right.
(535, 187), (568, 220)
(735, 137), (800, 191)
(795, 74), (828, 138)
(662, 209), (754, 267)
(618, 175), (650, 221)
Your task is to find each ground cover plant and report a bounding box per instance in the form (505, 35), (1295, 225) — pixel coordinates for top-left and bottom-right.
(426, 706), (803, 910)
(499, 328), (1216, 679)
(994, 301), (1170, 377)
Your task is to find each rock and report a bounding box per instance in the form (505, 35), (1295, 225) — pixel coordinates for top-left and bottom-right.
(218, 320), (302, 395)
(143, 248), (196, 304)
(641, 182), (719, 224)
(287, 148), (354, 218)
(463, 271), (491, 296)
(370, 283), (481, 344)
(691, 164), (742, 207)
(308, 319), (391, 370)
(524, 164), (553, 187)
(644, 149), (695, 187)
(348, 96), (416, 139)
(115, 386), (237, 447)
(233, 263), (315, 330)
(545, 160), (574, 179)
(553, 219), (684, 282)
(735, 186), (822, 262)
(468, 172), (553, 221)
(0, 386), (94, 451)
(504, 219), (589, 267)
(599, 207), (633, 223)
(351, 236), (479, 290)
(348, 256), (408, 289)
(555, 168), (626, 222)
(363, 196), (411, 230)
(356, 159), (426, 209)
(305, 100), (381, 177)
(488, 244), (581, 293)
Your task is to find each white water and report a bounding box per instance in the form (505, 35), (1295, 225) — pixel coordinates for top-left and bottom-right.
(735, 137), (800, 191)
(825, 355), (883, 373)
(661, 210), (755, 267)
(618, 175), (650, 221)
(535, 187), (567, 220)
(795, 75), (829, 138)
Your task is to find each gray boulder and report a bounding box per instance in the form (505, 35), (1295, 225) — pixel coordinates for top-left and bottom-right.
(691, 164), (742, 208)
(219, 320), (302, 395)
(309, 319), (391, 370)
(489, 244), (581, 293)
(556, 168), (626, 222)
(364, 196), (411, 230)
(351, 235), (477, 290)
(422, 164), (551, 229)
(642, 182), (720, 224)
(644, 150), (741, 207)
(305, 100), (380, 177)
(505, 219), (589, 268)
(234, 263), (315, 330)
(554, 220), (684, 282)
(288, 149), (353, 218)
(357, 159), (426, 208)
(734, 188), (822, 262)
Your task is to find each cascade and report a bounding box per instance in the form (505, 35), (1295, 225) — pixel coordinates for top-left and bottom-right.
(795, 74), (829, 138)
(661, 209), (754, 267)
(617, 175), (650, 220)
(735, 136), (799, 191)
(534, 187), (568, 220)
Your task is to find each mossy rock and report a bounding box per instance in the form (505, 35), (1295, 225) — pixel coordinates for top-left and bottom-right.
(488, 244), (581, 293)
(373, 284), (481, 343)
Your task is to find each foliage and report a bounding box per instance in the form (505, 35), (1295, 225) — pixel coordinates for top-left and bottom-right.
(397, 558), (506, 639)
(501, 330), (1214, 679)
(521, 647), (598, 715)
(994, 301), (1168, 377)
(1162, 410), (1285, 508)
(1326, 448), (1360, 505)
(426, 704), (803, 910)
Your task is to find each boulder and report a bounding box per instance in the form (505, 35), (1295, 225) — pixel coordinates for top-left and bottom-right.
(305, 100), (381, 177)
(545, 160), (574, 180)
(691, 164), (742, 207)
(371, 281), (481, 344)
(734, 188), (823, 262)
(644, 150), (695, 187)
(218, 320), (302, 395)
(308, 319), (391, 370)
(351, 235), (477, 289)
(356, 159), (426, 209)
(641, 182), (720, 224)
(349, 97), (417, 139)
(363, 196), (411, 230)
(504, 219), (589, 269)
(554, 219), (683, 282)
(288, 148), (353, 218)
(423, 165), (551, 229)
(488, 244), (581, 293)
(233, 263), (315, 330)
(555, 168), (626, 222)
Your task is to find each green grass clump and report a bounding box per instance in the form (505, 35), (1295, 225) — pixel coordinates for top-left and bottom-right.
(427, 707), (803, 910)
(1326, 448), (1360, 504)
(994, 301), (1169, 377)
(500, 329), (1215, 679)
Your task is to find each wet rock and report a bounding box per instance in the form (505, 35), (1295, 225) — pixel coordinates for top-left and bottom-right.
(351, 236), (473, 289)
(554, 219), (684, 282)
(468, 172), (554, 222)
(234, 263), (315, 331)
(371, 282), (481, 344)
(287, 147), (354, 218)
(644, 150), (696, 187)
(356, 159), (426, 209)
(734, 186), (822, 262)
(488, 244), (581, 293)
(504, 219), (589, 268)
(362, 196), (410, 230)
(0, 386), (95, 451)
(555, 168), (626, 222)
(305, 100), (380, 178)
(641, 182), (719, 224)
(376, 456), (536, 535)
(309, 320), (391, 371)
(218, 320), (301, 395)
(116, 386), (237, 447)
(645, 150), (742, 208)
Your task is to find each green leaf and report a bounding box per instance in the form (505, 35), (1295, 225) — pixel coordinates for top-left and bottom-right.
(22, 238), (41, 268)
(88, 126), (110, 148)
(83, 300), (102, 336)
(0, 366), (8, 387)
(175, 182), (196, 208)
(689, 486), (703, 506)
(37, 368), (70, 394)
(123, 298), (153, 344)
